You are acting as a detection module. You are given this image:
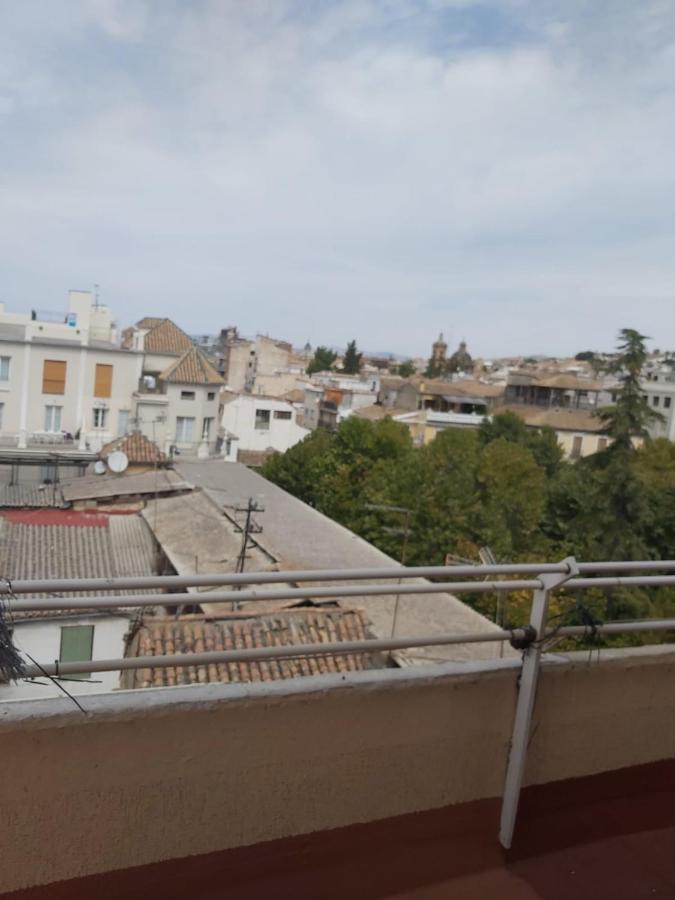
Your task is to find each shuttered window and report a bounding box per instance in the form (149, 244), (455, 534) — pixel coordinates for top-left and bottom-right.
(42, 360), (67, 394)
(59, 625), (94, 680)
(94, 363), (113, 398)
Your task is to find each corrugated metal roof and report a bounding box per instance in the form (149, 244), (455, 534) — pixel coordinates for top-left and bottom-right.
(61, 470), (191, 502)
(121, 608), (386, 689)
(0, 484), (66, 509)
(160, 346), (224, 385)
(0, 512), (161, 618)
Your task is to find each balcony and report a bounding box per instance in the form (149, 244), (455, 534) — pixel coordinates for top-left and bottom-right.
(2, 559), (675, 898)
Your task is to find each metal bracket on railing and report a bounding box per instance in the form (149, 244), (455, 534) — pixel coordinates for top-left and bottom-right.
(498, 556), (579, 850)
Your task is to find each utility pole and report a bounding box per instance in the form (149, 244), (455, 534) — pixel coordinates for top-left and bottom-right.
(225, 497), (265, 610)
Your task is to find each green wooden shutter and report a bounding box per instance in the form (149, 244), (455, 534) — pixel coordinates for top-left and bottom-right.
(59, 625), (94, 680)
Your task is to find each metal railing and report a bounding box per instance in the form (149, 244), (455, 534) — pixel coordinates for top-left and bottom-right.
(3, 556), (675, 848)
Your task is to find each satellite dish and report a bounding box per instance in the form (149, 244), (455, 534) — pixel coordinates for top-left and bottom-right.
(107, 450), (129, 474)
(94, 460), (107, 475)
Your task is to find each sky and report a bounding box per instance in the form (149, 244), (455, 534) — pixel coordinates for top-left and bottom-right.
(1, 0), (675, 359)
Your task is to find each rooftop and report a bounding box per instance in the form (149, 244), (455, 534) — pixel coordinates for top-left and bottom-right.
(160, 346), (225, 386)
(122, 608), (385, 689)
(100, 431), (167, 466)
(174, 460), (508, 664)
(136, 317), (194, 356)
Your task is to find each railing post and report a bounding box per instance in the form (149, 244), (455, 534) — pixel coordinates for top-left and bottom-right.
(499, 556), (579, 850)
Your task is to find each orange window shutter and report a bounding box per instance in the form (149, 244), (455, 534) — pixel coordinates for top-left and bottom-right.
(42, 360), (67, 394)
(94, 364), (113, 398)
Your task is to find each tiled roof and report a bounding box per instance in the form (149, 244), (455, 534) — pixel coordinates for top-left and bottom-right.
(160, 346), (225, 386)
(492, 405), (605, 433)
(100, 431), (167, 465)
(0, 512), (160, 618)
(416, 379), (504, 399)
(121, 608), (386, 689)
(138, 318), (194, 356)
(0, 484), (66, 509)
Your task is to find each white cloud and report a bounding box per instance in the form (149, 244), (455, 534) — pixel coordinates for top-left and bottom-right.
(0, 0), (674, 356)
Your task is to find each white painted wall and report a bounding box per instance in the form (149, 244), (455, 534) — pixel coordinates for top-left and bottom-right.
(3, 615), (130, 700)
(221, 394), (309, 452)
(0, 337), (142, 446)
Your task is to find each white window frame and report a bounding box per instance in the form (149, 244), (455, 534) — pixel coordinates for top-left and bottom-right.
(44, 405), (62, 432)
(92, 408), (108, 429)
(254, 409), (271, 431)
(0, 402), (4, 429)
(175, 416), (195, 443)
(0, 356), (10, 382)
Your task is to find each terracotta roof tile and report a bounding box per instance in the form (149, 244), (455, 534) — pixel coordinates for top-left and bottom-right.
(160, 346), (225, 386)
(121, 608), (386, 689)
(100, 431), (167, 465)
(138, 318), (194, 356)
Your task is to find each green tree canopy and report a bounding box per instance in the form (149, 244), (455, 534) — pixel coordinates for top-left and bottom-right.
(395, 359), (416, 378)
(342, 340), (363, 375)
(599, 328), (663, 450)
(307, 346), (337, 376)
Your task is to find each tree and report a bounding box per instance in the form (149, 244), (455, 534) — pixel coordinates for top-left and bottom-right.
(478, 412), (563, 476)
(475, 439), (547, 559)
(342, 340), (362, 375)
(395, 359), (416, 378)
(307, 346), (337, 376)
(424, 357), (443, 379)
(575, 351), (596, 362)
(598, 329), (663, 451)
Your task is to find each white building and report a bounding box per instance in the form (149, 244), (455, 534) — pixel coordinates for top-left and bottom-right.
(123, 318), (224, 455)
(0, 291), (143, 449)
(220, 393), (310, 458)
(641, 367), (675, 441)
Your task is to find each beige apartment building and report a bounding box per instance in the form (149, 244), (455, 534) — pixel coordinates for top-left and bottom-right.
(0, 291), (142, 449)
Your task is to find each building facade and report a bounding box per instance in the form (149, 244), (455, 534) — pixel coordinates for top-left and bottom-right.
(0, 291), (142, 450)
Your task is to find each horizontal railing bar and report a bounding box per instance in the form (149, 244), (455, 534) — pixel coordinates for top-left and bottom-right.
(565, 576), (675, 589)
(19, 616), (675, 679)
(7, 579), (545, 613)
(21, 628), (521, 678)
(9, 574), (675, 615)
(553, 619), (675, 637)
(3, 560), (675, 595)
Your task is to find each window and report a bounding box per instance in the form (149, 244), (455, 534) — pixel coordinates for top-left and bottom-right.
(92, 408), (108, 429)
(665, 397), (672, 409)
(180, 390), (196, 400)
(274, 410), (292, 420)
(42, 360), (67, 394)
(117, 410), (130, 436)
(653, 396), (660, 407)
(0, 356), (10, 382)
(597, 437), (608, 452)
(201, 417), (214, 440)
(207, 391), (216, 401)
(175, 416), (195, 443)
(44, 405), (62, 432)
(255, 408), (271, 430)
(0, 403), (3, 429)
(94, 363), (113, 398)
(570, 435), (583, 459)
(59, 625), (94, 680)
